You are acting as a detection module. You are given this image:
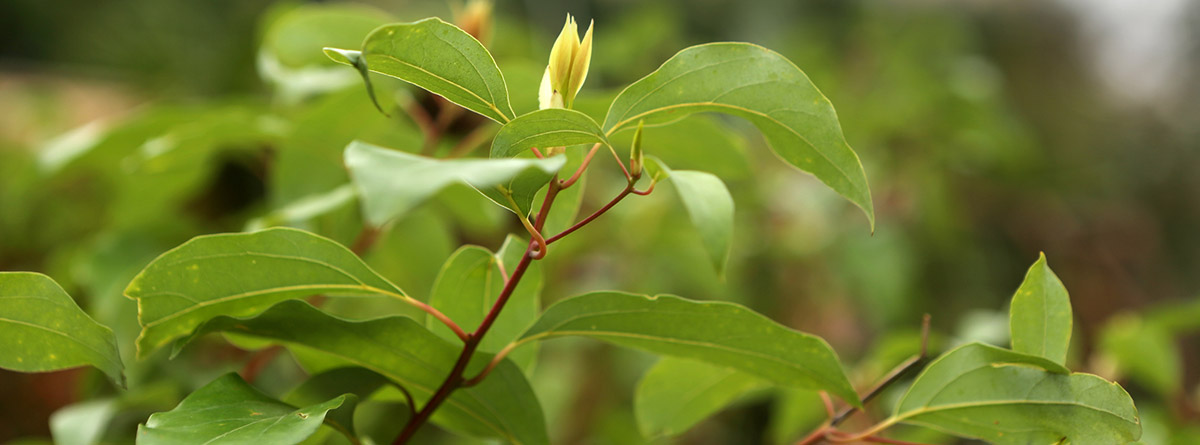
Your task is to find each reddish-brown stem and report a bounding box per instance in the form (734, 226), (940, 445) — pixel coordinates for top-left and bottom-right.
(830, 314), (931, 427)
(796, 425), (833, 445)
(408, 299), (469, 342)
(546, 186), (633, 244)
(559, 143), (601, 189)
(606, 142), (633, 180)
(463, 342), (517, 387)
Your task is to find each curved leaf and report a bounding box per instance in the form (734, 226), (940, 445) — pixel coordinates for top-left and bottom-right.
(518, 292), (858, 406)
(325, 18), (515, 123)
(635, 357), (766, 438)
(138, 373), (348, 445)
(893, 342), (1139, 444)
(603, 43), (873, 229)
(176, 300), (548, 445)
(284, 367), (395, 440)
(490, 108), (611, 158)
(346, 140), (566, 224)
(126, 227), (405, 357)
(1010, 253), (1072, 365)
(644, 158), (734, 275)
(0, 272), (124, 387)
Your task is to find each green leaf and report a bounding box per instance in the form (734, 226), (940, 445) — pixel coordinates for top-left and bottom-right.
(325, 18), (516, 123)
(0, 272), (124, 387)
(51, 398), (117, 445)
(426, 242), (539, 370)
(262, 4), (391, 69)
(345, 140), (566, 225)
(893, 342), (1140, 444)
(1099, 314), (1181, 398)
(644, 158), (735, 274)
(635, 357), (766, 437)
(518, 292), (859, 406)
(490, 109), (611, 158)
(1009, 253), (1072, 365)
(176, 300), (549, 445)
(126, 227), (406, 357)
(284, 367), (395, 441)
(603, 43), (873, 229)
(138, 373), (348, 445)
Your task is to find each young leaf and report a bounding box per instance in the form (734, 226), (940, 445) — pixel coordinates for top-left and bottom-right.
(603, 43), (873, 229)
(635, 357), (766, 438)
(324, 18), (516, 123)
(138, 373), (349, 445)
(490, 108), (611, 158)
(125, 227), (406, 357)
(0, 272), (124, 387)
(176, 300), (549, 445)
(644, 158), (734, 274)
(345, 140), (566, 225)
(518, 292), (859, 406)
(426, 242), (540, 370)
(1009, 253), (1072, 365)
(892, 342), (1140, 444)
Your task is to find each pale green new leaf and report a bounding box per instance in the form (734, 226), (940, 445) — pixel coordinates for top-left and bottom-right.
(325, 18), (515, 122)
(518, 292), (859, 406)
(893, 342), (1140, 444)
(635, 357), (767, 438)
(644, 158), (734, 274)
(490, 109), (611, 158)
(175, 300), (549, 445)
(345, 140), (566, 224)
(126, 227), (406, 357)
(0, 272), (124, 387)
(138, 373), (348, 445)
(603, 43), (873, 229)
(51, 398), (117, 445)
(1009, 253), (1072, 365)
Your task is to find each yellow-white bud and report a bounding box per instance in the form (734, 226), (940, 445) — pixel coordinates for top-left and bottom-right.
(539, 14), (593, 109)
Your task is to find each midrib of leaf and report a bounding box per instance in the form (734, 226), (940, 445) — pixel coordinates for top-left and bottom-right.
(610, 54), (759, 124)
(371, 54), (509, 123)
(896, 398), (1135, 424)
(0, 316), (118, 369)
(157, 251), (385, 290)
(426, 30), (502, 115)
(139, 283), (401, 330)
(508, 129), (605, 148)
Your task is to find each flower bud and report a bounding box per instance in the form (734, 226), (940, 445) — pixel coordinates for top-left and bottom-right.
(539, 14), (593, 109)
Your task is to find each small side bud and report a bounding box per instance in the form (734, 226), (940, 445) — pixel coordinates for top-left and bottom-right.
(629, 120), (645, 178)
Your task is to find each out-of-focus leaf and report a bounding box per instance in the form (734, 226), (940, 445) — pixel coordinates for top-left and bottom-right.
(490, 109), (611, 158)
(635, 357), (766, 437)
(246, 184), (357, 231)
(50, 398), (117, 445)
(126, 227), (406, 357)
(1009, 253), (1072, 365)
(175, 300), (549, 445)
(325, 18), (515, 123)
(603, 43), (873, 229)
(344, 140), (565, 224)
(284, 367), (395, 440)
(518, 292), (859, 406)
(1099, 314), (1181, 398)
(643, 158), (735, 274)
(138, 373), (348, 445)
(767, 389), (823, 445)
(259, 4), (393, 99)
(0, 272), (124, 387)
(892, 342), (1139, 444)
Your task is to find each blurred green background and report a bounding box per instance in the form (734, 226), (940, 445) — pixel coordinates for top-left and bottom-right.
(1, 0), (1198, 443)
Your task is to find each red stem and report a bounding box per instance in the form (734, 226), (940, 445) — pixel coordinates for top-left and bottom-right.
(546, 186), (632, 244)
(559, 143), (601, 189)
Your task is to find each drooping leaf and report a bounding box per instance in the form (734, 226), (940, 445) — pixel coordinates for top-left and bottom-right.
(518, 292), (859, 405)
(176, 300), (549, 445)
(284, 367), (395, 440)
(490, 109), (611, 158)
(0, 272), (124, 387)
(603, 43), (873, 229)
(325, 18), (516, 123)
(1009, 253), (1072, 365)
(345, 140), (566, 224)
(892, 342), (1139, 444)
(644, 158), (734, 274)
(126, 227), (406, 357)
(635, 357), (766, 438)
(138, 373), (348, 445)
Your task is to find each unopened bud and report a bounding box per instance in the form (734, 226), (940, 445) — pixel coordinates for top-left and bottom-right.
(455, 0), (493, 44)
(539, 14), (593, 109)
(629, 121), (645, 177)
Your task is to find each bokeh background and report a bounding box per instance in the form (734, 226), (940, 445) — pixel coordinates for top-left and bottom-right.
(1, 0), (1198, 443)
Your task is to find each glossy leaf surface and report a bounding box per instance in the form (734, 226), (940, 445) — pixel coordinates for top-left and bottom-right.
(126, 227), (405, 357)
(1009, 253), (1072, 365)
(603, 43), (873, 228)
(519, 292), (858, 405)
(0, 272), (124, 386)
(894, 343), (1139, 444)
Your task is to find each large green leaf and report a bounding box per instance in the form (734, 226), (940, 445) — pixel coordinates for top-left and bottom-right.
(176, 300), (549, 445)
(138, 373), (348, 445)
(126, 227), (406, 357)
(490, 109), (611, 158)
(644, 158), (735, 274)
(345, 140), (566, 224)
(635, 357), (766, 438)
(1009, 253), (1072, 365)
(603, 43), (873, 229)
(518, 292), (858, 405)
(325, 18), (515, 123)
(0, 272), (124, 387)
(892, 342), (1139, 444)
(426, 239), (540, 370)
